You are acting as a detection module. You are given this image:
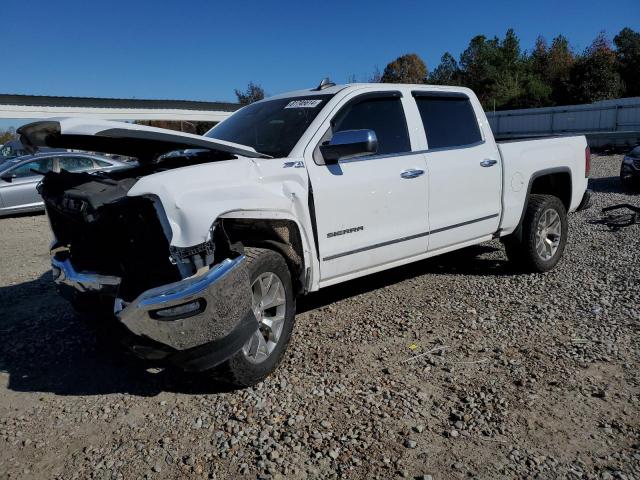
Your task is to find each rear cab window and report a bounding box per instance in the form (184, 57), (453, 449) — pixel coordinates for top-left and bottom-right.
(413, 92), (482, 149)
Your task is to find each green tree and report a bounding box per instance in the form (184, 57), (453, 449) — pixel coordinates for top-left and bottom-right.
(500, 28), (521, 70)
(511, 74), (553, 108)
(234, 82), (265, 105)
(459, 35), (501, 106)
(492, 29), (528, 108)
(518, 36), (553, 107)
(569, 32), (623, 103)
(614, 27), (640, 96)
(381, 53), (428, 84)
(428, 52), (460, 85)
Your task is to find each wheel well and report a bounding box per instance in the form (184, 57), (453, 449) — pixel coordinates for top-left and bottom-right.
(529, 172), (571, 211)
(217, 218), (306, 294)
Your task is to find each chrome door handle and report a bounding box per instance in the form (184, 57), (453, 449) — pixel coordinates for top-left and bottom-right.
(400, 168), (425, 179)
(480, 159), (498, 167)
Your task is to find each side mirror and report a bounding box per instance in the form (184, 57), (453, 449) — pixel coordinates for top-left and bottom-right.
(0, 173), (15, 183)
(320, 129), (378, 164)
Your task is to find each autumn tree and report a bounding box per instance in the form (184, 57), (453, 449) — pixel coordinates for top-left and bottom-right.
(545, 35), (575, 104)
(569, 32), (623, 103)
(353, 27), (635, 110)
(234, 82), (265, 105)
(530, 36), (549, 77)
(381, 54), (428, 84)
(0, 127), (16, 144)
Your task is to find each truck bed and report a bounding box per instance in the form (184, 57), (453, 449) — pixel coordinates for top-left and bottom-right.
(497, 135), (589, 235)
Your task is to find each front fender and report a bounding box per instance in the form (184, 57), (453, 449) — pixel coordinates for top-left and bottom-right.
(126, 158), (312, 250)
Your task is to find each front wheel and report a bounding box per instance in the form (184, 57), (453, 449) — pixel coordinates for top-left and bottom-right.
(503, 194), (568, 273)
(620, 165), (637, 191)
(213, 247), (295, 387)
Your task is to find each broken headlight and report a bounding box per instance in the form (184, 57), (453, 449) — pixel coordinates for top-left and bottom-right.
(169, 237), (215, 275)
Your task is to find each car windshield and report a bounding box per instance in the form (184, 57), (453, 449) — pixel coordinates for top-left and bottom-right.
(629, 147), (640, 158)
(205, 95), (333, 158)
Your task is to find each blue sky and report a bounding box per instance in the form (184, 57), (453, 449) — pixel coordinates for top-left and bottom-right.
(1, 0), (638, 103)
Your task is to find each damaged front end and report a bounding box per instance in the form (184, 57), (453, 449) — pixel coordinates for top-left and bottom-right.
(43, 168), (256, 371)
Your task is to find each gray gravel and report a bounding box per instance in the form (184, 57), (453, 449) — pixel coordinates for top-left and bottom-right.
(0, 154), (638, 479)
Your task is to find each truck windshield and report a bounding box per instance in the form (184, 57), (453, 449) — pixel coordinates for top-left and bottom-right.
(206, 95), (333, 158)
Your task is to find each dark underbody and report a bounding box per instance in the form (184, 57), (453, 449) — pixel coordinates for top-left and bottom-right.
(40, 154), (233, 302)
(40, 156), (256, 371)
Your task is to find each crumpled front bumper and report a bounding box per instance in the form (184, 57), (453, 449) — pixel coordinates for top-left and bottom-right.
(51, 253), (257, 370)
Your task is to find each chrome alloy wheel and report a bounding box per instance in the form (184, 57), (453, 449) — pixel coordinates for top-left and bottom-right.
(242, 272), (287, 364)
(535, 208), (562, 261)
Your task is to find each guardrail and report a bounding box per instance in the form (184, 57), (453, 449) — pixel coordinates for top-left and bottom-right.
(487, 98), (640, 148)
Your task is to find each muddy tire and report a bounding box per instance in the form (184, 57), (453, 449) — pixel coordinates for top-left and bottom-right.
(504, 194), (568, 273)
(213, 247), (295, 387)
(620, 165), (638, 192)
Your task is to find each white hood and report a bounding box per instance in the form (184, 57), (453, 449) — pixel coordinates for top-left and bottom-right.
(17, 117), (270, 161)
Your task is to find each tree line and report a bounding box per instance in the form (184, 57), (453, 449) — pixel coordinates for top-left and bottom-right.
(237, 27), (639, 111)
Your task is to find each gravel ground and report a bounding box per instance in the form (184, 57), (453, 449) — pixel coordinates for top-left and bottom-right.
(0, 154), (638, 480)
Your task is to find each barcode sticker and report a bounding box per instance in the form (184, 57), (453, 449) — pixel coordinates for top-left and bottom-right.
(284, 100), (323, 109)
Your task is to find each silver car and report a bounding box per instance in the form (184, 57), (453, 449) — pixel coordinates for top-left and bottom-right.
(0, 152), (129, 216)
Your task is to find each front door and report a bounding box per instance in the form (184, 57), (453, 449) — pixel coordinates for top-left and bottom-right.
(306, 92), (429, 283)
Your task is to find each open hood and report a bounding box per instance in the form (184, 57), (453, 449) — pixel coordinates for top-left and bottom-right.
(17, 118), (271, 161)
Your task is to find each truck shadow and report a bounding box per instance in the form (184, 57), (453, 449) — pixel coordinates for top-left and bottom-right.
(589, 176), (625, 194)
(0, 273), (237, 397)
(0, 243), (511, 397)
(298, 243), (513, 313)
(0, 210), (46, 219)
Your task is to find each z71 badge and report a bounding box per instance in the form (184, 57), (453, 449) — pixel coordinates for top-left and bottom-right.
(283, 161), (305, 168)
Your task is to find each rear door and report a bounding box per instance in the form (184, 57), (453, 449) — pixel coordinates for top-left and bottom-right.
(0, 157), (55, 212)
(306, 91), (429, 283)
(412, 91), (502, 251)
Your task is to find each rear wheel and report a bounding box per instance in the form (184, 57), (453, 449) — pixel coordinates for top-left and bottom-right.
(504, 194), (568, 273)
(214, 247), (295, 387)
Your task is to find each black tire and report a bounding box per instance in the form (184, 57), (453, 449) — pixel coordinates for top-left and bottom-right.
(213, 247), (295, 387)
(620, 165), (637, 192)
(503, 194), (568, 273)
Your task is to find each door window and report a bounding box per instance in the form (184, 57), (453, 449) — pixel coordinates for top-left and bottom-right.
(58, 156), (95, 172)
(10, 158), (54, 178)
(414, 94), (482, 149)
(93, 159), (111, 167)
(332, 96), (411, 156)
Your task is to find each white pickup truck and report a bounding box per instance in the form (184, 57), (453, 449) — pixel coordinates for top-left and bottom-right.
(19, 81), (591, 386)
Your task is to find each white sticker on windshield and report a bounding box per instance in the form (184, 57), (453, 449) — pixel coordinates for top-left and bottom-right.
(284, 99), (323, 109)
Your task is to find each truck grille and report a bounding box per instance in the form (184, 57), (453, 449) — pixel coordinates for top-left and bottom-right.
(45, 195), (181, 301)
(633, 158), (640, 170)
